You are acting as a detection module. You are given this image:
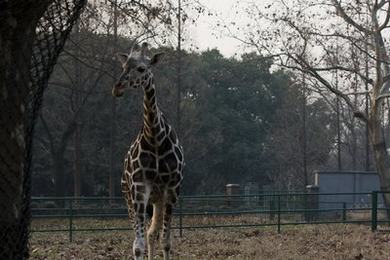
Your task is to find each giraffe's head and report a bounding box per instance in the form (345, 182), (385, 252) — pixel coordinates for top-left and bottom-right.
(112, 42), (164, 97)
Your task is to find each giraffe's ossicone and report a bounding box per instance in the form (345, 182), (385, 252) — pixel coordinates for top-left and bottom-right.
(112, 42), (184, 260)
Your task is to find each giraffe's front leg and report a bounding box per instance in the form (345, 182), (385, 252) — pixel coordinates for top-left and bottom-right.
(161, 190), (177, 260)
(132, 184), (150, 260)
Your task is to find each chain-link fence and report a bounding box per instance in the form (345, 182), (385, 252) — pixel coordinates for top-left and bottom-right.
(0, 1), (86, 258)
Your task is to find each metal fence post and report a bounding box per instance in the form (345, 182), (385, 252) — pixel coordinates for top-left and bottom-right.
(69, 198), (73, 242)
(371, 191), (378, 232)
(179, 197), (183, 237)
(277, 194), (281, 234)
(304, 193), (309, 222)
(342, 202), (347, 222)
(269, 198), (275, 221)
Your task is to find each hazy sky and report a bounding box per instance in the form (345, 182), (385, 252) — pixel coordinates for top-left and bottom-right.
(186, 0), (243, 57)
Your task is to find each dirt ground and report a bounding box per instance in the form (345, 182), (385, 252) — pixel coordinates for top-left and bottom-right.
(30, 224), (390, 260)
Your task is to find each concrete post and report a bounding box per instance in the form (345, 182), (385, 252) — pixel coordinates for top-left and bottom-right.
(306, 185), (320, 222)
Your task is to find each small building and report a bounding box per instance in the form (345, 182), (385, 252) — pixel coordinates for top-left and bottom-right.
(225, 184), (241, 207)
(314, 171), (381, 208)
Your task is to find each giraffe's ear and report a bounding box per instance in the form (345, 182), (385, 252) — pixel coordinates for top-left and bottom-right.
(150, 52), (165, 66)
(116, 53), (128, 64)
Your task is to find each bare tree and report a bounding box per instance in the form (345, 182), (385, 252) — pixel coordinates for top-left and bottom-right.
(226, 0), (390, 216)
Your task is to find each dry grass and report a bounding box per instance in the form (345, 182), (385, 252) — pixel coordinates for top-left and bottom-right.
(30, 223), (390, 260)
(347, 210), (388, 221)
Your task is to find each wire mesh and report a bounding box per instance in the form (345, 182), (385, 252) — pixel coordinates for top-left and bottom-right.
(0, 1), (86, 258)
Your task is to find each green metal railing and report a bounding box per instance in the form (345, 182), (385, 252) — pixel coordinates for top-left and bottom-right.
(31, 191), (390, 242)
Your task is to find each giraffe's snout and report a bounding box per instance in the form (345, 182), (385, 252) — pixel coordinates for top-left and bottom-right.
(112, 82), (125, 97)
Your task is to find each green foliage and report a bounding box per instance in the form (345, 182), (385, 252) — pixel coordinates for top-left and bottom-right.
(263, 84), (336, 190)
(178, 49), (288, 193)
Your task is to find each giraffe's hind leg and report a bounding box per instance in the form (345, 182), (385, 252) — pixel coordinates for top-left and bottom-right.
(132, 184), (151, 260)
(121, 181), (133, 219)
(147, 201), (163, 260)
(161, 190), (177, 260)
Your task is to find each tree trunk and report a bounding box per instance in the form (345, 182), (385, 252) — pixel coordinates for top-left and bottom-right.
(351, 126), (357, 171)
(73, 125), (82, 197)
(54, 151), (67, 198)
(0, 1), (52, 258)
(369, 101), (390, 220)
(109, 98), (116, 199)
(72, 20), (82, 197)
(109, 2), (118, 200)
(40, 116), (75, 198)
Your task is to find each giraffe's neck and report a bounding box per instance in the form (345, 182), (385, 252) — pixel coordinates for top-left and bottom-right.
(142, 73), (164, 142)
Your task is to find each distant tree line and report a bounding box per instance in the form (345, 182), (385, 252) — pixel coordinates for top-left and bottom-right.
(31, 0), (374, 197)
(31, 29), (339, 195)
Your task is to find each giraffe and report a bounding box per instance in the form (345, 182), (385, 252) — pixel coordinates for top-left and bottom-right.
(112, 42), (184, 260)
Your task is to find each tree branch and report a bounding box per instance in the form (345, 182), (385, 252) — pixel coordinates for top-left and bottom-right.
(332, 0), (371, 35)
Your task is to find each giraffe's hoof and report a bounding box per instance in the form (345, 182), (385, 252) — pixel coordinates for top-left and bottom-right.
(164, 245), (171, 252)
(134, 248), (142, 257)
